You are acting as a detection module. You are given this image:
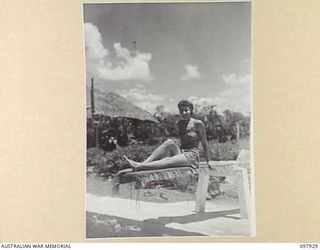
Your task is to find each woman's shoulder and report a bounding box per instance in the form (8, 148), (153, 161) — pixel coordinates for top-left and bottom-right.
(191, 118), (205, 126)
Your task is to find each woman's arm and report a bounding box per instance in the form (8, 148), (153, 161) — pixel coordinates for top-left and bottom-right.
(196, 121), (210, 163)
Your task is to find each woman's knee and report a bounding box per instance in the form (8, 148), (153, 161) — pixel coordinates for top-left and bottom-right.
(163, 139), (180, 155)
(164, 139), (175, 146)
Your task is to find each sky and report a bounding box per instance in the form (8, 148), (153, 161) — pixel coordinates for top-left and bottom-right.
(83, 2), (251, 115)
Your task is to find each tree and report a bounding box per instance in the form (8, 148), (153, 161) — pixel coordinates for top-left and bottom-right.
(154, 105), (165, 120)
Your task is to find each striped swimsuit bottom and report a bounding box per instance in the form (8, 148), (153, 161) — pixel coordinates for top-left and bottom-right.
(181, 148), (200, 169)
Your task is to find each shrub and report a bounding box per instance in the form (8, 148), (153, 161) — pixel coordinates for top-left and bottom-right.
(208, 140), (240, 161)
(87, 144), (159, 177)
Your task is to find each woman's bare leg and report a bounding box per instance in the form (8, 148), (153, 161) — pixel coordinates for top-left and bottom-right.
(143, 139), (181, 163)
(124, 154), (190, 171)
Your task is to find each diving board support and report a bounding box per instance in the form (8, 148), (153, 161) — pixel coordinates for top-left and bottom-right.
(111, 150), (251, 219)
(195, 166), (210, 213)
(195, 160), (251, 219)
(237, 168), (250, 219)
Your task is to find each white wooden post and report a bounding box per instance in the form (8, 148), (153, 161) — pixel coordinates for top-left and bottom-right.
(236, 168), (250, 219)
(195, 152), (251, 219)
(195, 167), (210, 212)
(111, 176), (120, 196)
(236, 150), (251, 219)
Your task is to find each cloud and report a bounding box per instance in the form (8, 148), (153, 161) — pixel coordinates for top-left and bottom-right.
(84, 23), (109, 60)
(189, 96), (223, 107)
(117, 87), (164, 113)
(84, 23), (153, 82)
(180, 64), (202, 81)
(219, 72), (251, 114)
(187, 71), (251, 114)
(222, 73), (250, 86)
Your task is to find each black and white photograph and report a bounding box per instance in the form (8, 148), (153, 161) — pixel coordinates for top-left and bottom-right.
(84, 2), (254, 238)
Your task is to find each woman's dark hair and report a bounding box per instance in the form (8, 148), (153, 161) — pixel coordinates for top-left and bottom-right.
(177, 100), (194, 113)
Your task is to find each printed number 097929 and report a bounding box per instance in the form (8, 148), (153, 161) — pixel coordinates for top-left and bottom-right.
(300, 244), (318, 248)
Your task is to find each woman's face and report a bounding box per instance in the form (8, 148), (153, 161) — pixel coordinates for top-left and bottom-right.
(179, 106), (192, 120)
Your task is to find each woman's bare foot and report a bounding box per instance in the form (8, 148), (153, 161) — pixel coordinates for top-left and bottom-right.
(123, 156), (141, 170)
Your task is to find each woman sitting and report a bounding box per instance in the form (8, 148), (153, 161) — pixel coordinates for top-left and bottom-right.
(123, 100), (211, 171)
